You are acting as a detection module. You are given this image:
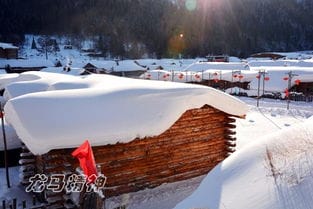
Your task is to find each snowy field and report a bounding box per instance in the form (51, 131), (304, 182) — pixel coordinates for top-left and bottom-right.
(1, 95), (312, 209)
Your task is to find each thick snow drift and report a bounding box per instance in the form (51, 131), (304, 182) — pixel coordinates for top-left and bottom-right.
(174, 116), (313, 209)
(3, 71), (78, 101)
(4, 72), (247, 155)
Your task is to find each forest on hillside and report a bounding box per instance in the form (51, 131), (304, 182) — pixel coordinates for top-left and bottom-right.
(0, 0), (313, 58)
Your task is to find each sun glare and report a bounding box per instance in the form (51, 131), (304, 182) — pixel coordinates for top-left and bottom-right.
(185, 0), (197, 11)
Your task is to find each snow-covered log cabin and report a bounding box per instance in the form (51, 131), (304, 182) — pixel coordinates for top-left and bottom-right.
(0, 42), (18, 59)
(4, 73), (247, 206)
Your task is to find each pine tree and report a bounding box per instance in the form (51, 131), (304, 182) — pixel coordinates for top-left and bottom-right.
(31, 37), (37, 49)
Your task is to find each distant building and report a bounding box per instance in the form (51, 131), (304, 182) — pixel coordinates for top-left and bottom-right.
(250, 52), (286, 60)
(206, 55), (229, 62)
(0, 59), (54, 73)
(0, 42), (18, 59)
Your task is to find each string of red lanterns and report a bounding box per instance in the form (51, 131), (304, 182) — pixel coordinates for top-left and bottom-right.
(294, 79), (301, 85)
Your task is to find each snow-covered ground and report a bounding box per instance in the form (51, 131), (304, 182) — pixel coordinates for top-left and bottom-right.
(1, 90), (313, 209)
(1, 39), (313, 208)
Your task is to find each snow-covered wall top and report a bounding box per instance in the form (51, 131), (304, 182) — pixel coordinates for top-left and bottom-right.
(4, 72), (247, 155)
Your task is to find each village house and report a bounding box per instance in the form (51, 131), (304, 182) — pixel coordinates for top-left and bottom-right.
(0, 42), (18, 59)
(0, 59), (55, 73)
(4, 74), (247, 208)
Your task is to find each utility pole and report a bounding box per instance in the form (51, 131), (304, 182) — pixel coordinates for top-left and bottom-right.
(257, 71), (261, 107)
(256, 69), (267, 107)
(285, 71), (298, 110)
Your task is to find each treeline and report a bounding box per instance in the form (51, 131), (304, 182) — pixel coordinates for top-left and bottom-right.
(0, 0), (313, 58)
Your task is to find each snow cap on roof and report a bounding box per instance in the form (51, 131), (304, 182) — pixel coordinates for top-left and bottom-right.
(0, 59), (54, 68)
(4, 73), (247, 155)
(184, 62), (248, 72)
(0, 42), (18, 49)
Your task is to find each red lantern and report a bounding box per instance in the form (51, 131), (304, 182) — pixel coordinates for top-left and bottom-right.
(214, 78), (219, 83)
(238, 75), (244, 79)
(284, 88), (289, 97)
(233, 74), (238, 78)
(283, 77), (289, 81)
(195, 74), (201, 79)
(146, 74), (151, 79)
(264, 77), (270, 81)
(213, 72), (218, 76)
(0, 111), (4, 118)
(178, 73), (184, 80)
(295, 79), (301, 85)
(256, 75), (261, 79)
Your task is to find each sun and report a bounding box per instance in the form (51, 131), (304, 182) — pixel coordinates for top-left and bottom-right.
(185, 0), (197, 11)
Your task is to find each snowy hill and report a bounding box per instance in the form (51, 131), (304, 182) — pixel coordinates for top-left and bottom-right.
(174, 116), (313, 209)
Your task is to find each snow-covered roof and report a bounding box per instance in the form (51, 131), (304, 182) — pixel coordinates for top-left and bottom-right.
(0, 59), (54, 68)
(112, 60), (146, 72)
(136, 59), (199, 71)
(0, 73), (19, 90)
(184, 62), (248, 72)
(41, 67), (85, 76)
(248, 60), (313, 68)
(2, 71), (78, 100)
(83, 60), (115, 70)
(0, 42), (18, 50)
(81, 60), (146, 72)
(174, 116), (313, 209)
(4, 72), (247, 155)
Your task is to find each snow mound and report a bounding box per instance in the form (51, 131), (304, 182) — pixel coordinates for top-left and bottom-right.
(174, 117), (313, 209)
(3, 71), (78, 101)
(4, 73), (247, 155)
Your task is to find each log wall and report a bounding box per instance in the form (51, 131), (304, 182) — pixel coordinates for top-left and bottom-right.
(21, 105), (238, 204)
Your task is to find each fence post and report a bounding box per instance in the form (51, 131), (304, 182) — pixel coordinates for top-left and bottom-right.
(0, 102), (10, 188)
(80, 164), (105, 209)
(22, 200), (27, 209)
(257, 71), (261, 107)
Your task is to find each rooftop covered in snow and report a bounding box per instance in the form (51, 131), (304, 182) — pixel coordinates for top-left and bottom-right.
(0, 42), (18, 50)
(184, 61), (249, 72)
(0, 59), (54, 69)
(4, 72), (247, 155)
